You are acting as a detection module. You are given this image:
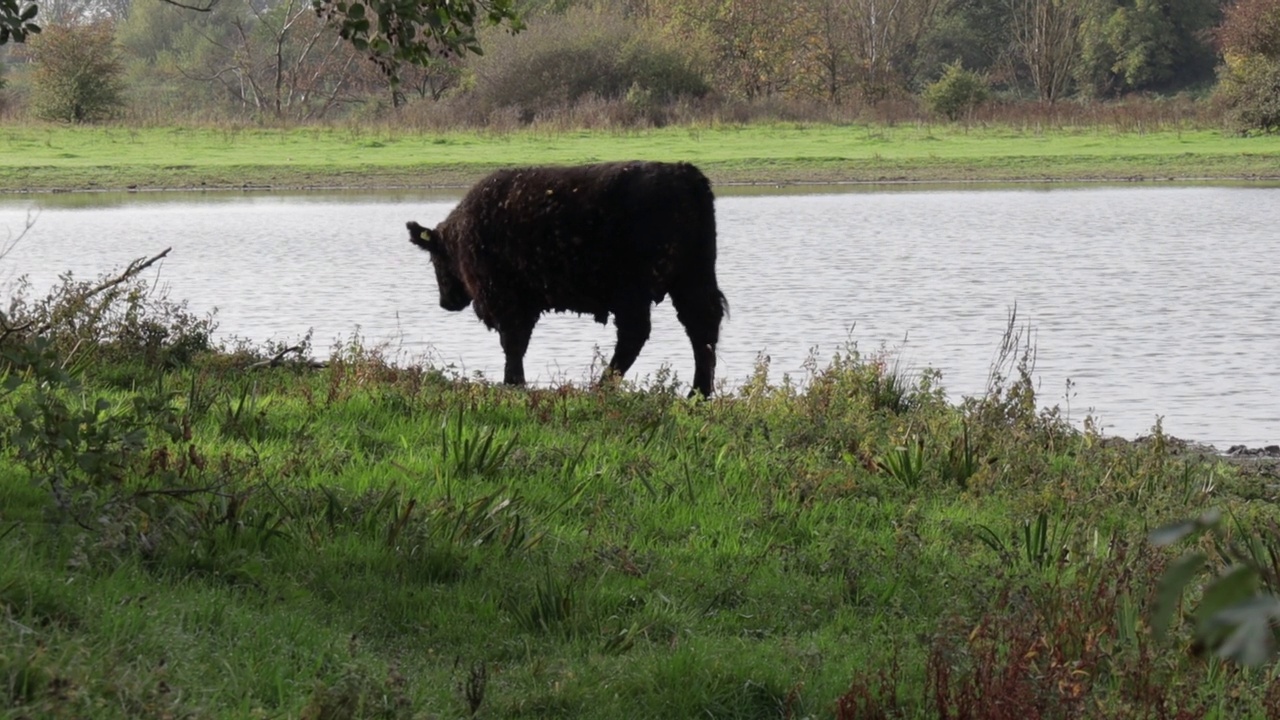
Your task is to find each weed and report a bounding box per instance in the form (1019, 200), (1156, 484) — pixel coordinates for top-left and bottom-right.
(300, 659), (415, 720)
(508, 567), (576, 635)
(942, 418), (979, 488)
(440, 405), (519, 479)
(219, 378), (269, 445)
(974, 510), (1074, 572)
(456, 660), (487, 716)
(878, 435), (927, 490)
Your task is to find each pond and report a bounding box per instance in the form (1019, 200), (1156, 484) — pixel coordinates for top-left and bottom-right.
(2, 183), (1277, 448)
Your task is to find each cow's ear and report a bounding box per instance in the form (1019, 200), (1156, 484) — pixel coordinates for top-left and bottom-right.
(407, 221), (443, 254)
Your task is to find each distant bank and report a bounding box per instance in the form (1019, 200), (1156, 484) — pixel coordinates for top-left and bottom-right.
(2, 123), (1279, 193)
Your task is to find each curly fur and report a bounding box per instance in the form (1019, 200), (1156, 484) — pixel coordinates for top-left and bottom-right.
(407, 160), (727, 397)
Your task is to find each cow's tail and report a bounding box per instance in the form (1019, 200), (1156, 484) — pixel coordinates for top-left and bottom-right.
(716, 288), (730, 321)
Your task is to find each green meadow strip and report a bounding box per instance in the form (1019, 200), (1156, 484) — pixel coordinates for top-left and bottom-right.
(2, 123), (1280, 192)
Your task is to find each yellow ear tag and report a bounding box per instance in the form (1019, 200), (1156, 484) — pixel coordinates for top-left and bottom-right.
(421, 231), (431, 242)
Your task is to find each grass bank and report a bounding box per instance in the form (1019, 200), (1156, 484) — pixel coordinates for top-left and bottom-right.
(5, 345), (1279, 718)
(2, 123), (1280, 193)
(4, 263), (1280, 717)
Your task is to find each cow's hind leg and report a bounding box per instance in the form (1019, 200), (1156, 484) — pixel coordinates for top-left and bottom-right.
(671, 287), (725, 398)
(499, 314), (539, 386)
(604, 302), (651, 384)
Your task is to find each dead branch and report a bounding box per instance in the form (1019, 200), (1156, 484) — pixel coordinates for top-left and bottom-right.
(1, 213), (41, 345)
(33, 247), (172, 336)
(161, 0), (219, 11)
(0, 313), (34, 346)
(246, 344), (328, 370)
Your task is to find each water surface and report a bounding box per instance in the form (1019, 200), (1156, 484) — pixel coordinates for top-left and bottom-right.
(2, 184), (1277, 448)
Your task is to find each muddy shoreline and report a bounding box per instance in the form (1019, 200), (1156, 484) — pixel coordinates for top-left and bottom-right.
(4, 163), (1280, 196)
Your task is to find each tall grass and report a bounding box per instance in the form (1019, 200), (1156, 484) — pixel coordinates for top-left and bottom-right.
(3, 260), (1280, 718)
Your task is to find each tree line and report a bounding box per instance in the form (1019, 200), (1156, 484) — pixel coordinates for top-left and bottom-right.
(1, 0), (1278, 131)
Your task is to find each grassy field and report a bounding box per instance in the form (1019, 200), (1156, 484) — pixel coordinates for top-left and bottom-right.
(2, 123), (1280, 192)
(4, 267), (1280, 718)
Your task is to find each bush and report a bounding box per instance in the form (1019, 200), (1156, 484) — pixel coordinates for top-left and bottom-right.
(2, 248), (217, 375)
(28, 21), (125, 123)
(468, 6), (708, 123)
(922, 61), (989, 121)
(1215, 0), (1280, 134)
(1217, 55), (1280, 134)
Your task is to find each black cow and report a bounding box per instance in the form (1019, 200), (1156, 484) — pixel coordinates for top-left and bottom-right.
(407, 161), (727, 397)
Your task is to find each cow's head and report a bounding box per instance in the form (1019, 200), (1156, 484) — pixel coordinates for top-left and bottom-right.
(407, 221), (472, 312)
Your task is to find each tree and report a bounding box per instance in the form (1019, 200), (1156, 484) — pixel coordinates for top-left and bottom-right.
(650, 0), (802, 100)
(3, 0), (522, 96)
(468, 5), (706, 120)
(841, 0), (953, 100)
(194, 0), (366, 120)
(1007, 0), (1084, 102)
(1217, 0), (1280, 58)
(1075, 0), (1219, 97)
(795, 0), (857, 102)
(29, 21), (124, 122)
(313, 0), (522, 90)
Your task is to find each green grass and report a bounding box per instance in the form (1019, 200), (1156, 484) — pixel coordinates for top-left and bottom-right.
(4, 340), (1279, 718)
(2, 122), (1280, 192)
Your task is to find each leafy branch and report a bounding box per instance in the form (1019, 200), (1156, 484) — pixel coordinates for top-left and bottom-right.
(312, 0), (521, 86)
(1151, 509), (1280, 666)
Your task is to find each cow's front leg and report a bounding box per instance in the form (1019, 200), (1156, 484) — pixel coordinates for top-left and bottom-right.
(604, 302), (652, 383)
(498, 314), (539, 386)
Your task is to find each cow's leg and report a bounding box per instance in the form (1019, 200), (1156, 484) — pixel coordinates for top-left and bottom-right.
(498, 314), (538, 386)
(671, 287), (725, 398)
(604, 302), (652, 383)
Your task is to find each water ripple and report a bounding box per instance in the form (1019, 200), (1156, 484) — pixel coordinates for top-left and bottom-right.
(2, 185), (1277, 448)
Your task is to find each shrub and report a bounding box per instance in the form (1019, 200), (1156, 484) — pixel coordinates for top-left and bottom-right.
(1217, 55), (1280, 134)
(922, 61), (989, 121)
(2, 248), (217, 375)
(28, 21), (125, 123)
(1215, 0), (1280, 133)
(467, 6), (707, 123)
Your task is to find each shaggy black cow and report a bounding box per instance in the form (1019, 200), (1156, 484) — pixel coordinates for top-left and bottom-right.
(407, 160), (727, 397)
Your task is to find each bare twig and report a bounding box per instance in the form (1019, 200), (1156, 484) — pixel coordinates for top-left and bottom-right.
(1, 209), (37, 264)
(33, 247), (172, 336)
(6, 618), (36, 636)
(243, 345), (325, 368)
(0, 211), (40, 345)
(0, 313), (34, 346)
(247, 344), (307, 369)
(128, 485), (237, 501)
(161, 0), (219, 11)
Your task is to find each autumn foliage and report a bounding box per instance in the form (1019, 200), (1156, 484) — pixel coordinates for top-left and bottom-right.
(1217, 0), (1280, 132)
(28, 22), (124, 123)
